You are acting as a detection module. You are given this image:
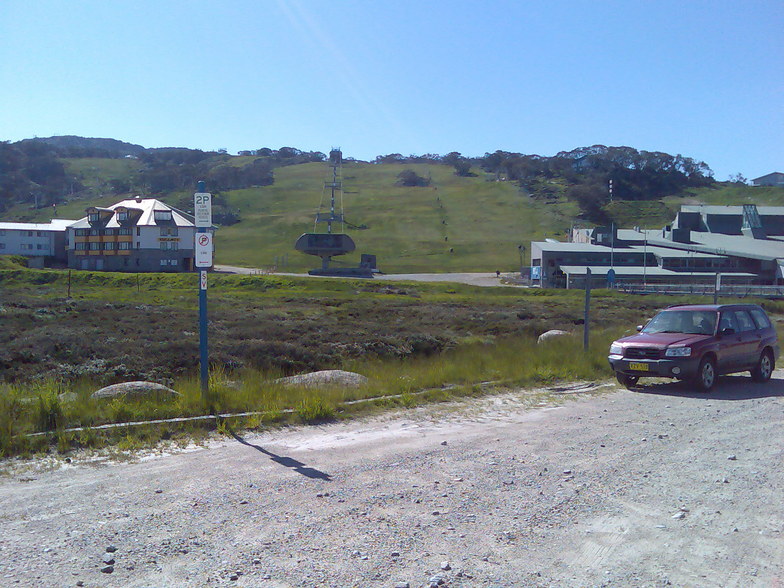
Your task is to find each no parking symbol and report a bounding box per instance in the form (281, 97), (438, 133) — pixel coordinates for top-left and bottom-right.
(195, 232), (213, 268)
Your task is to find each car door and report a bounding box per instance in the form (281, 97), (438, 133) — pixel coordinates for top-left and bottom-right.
(733, 309), (762, 369)
(716, 311), (744, 373)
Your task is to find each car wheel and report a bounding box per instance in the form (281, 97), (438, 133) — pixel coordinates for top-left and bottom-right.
(616, 372), (639, 389)
(694, 356), (716, 392)
(751, 349), (774, 382)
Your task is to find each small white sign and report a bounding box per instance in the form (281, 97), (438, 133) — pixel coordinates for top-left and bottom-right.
(200, 270), (207, 290)
(195, 232), (213, 268)
(194, 192), (212, 227)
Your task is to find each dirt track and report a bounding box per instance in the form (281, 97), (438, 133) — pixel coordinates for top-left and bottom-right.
(1, 374), (783, 587)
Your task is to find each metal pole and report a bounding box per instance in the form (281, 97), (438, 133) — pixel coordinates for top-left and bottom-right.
(610, 222), (615, 269)
(584, 268), (591, 350)
(196, 180), (209, 402)
(199, 270), (208, 399)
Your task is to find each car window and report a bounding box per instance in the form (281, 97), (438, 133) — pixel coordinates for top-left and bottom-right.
(733, 310), (756, 332)
(686, 311), (716, 335)
(750, 308), (771, 329)
(719, 312), (738, 332)
(642, 310), (716, 334)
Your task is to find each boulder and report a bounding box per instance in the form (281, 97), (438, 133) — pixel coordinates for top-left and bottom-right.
(91, 381), (180, 401)
(275, 370), (368, 389)
(537, 329), (570, 344)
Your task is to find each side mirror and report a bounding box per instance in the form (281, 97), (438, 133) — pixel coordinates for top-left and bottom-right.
(636, 325), (643, 332)
(720, 327), (736, 336)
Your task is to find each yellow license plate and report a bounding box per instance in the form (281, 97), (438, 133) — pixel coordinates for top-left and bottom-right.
(628, 362), (649, 371)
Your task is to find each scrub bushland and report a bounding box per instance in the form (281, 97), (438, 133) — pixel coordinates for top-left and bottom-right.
(2, 263), (781, 456)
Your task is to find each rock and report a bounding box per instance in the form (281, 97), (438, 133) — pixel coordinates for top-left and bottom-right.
(230, 574), (238, 581)
(391, 551), (400, 558)
(105, 545), (117, 553)
(441, 441), (448, 446)
(100, 565), (114, 574)
(274, 370), (368, 389)
(440, 561), (451, 570)
(91, 381), (180, 401)
(671, 512), (686, 519)
(537, 329), (570, 344)
(394, 583), (410, 588)
(102, 554), (115, 565)
(727, 455), (737, 460)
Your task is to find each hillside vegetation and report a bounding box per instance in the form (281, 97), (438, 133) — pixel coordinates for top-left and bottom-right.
(1, 137), (782, 272)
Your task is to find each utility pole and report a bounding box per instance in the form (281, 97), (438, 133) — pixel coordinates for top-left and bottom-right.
(584, 268), (591, 350)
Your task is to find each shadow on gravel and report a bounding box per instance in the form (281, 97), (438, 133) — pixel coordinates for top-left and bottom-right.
(229, 431), (332, 481)
(632, 375), (784, 400)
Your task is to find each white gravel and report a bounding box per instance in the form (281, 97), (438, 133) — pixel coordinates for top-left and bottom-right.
(1, 373), (783, 587)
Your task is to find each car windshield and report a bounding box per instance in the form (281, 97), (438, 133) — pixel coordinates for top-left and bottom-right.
(642, 310), (717, 335)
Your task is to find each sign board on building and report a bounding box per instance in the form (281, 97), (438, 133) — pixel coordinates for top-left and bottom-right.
(194, 192), (212, 228)
(195, 232), (213, 267)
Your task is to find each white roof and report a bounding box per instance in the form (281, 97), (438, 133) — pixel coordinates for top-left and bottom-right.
(558, 265), (756, 278)
(0, 220), (78, 232)
(69, 198), (195, 229)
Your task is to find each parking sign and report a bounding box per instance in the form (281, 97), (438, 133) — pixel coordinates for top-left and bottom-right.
(195, 232), (213, 267)
(194, 192), (212, 227)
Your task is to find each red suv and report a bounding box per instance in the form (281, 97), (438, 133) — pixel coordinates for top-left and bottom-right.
(608, 304), (779, 391)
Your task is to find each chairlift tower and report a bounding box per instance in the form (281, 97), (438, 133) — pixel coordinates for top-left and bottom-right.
(295, 148), (375, 277)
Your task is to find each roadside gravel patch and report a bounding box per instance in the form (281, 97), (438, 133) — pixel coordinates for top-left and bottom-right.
(0, 374), (782, 586)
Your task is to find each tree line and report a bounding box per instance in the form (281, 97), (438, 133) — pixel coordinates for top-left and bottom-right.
(0, 137), (715, 223)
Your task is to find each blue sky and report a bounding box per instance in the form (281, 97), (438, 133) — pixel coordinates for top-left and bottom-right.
(1, 0), (781, 180)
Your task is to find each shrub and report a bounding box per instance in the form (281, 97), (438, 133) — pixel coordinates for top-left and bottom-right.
(35, 388), (63, 432)
(295, 396), (335, 423)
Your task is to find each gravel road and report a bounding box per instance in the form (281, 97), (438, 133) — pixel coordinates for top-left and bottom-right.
(213, 267), (517, 288)
(1, 374), (782, 587)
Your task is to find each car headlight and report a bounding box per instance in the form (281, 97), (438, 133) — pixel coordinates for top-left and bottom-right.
(609, 343), (623, 355)
(665, 346), (691, 357)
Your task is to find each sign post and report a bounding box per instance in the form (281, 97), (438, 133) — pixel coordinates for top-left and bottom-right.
(194, 182), (212, 402)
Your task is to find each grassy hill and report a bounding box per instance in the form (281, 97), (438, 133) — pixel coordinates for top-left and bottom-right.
(214, 162), (580, 272)
(4, 156), (783, 273)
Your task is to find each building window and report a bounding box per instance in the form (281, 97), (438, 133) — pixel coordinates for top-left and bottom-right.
(88, 213), (99, 223)
(37, 244), (43, 250)
(75, 229), (88, 236)
(104, 242), (115, 250)
(160, 227), (178, 236)
(119, 228), (132, 236)
(118, 242), (131, 250)
(0, 230), (5, 236)
(136, 227), (141, 236)
(37, 231), (42, 237)
(0, 243), (5, 249)
(89, 242), (101, 251)
(90, 229), (99, 236)
(27, 231), (33, 237)
(117, 211), (129, 222)
(154, 210), (172, 222)
(104, 228), (114, 236)
(75, 242), (88, 251)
